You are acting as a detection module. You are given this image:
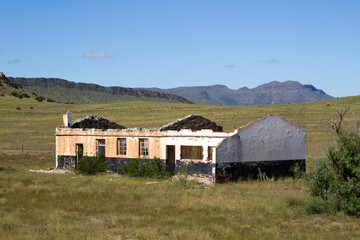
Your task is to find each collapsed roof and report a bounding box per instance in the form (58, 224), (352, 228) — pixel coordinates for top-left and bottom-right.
(67, 114), (222, 132)
(70, 115), (126, 130)
(160, 115), (223, 132)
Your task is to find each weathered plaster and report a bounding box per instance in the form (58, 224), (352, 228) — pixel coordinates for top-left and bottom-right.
(55, 113), (306, 183)
(237, 115), (306, 162)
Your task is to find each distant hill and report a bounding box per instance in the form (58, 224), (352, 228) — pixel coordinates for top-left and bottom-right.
(8, 77), (193, 104)
(0, 72), (37, 100)
(139, 81), (334, 105)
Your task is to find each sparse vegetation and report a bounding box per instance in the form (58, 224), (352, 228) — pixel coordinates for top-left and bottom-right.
(22, 93), (30, 98)
(8, 77), (193, 104)
(11, 91), (21, 98)
(256, 167), (269, 182)
(10, 92), (31, 99)
(35, 96), (45, 102)
(117, 157), (172, 178)
(7, 81), (22, 89)
(1, 93), (360, 239)
(307, 108), (360, 216)
(76, 154), (107, 175)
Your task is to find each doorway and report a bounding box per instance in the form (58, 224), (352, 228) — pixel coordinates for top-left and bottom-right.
(166, 145), (175, 172)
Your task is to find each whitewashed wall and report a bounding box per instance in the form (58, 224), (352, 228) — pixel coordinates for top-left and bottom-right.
(216, 115), (306, 163)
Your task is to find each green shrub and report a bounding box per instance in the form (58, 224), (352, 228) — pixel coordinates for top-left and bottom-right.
(76, 154), (107, 175)
(118, 157), (172, 179)
(292, 163), (305, 179)
(307, 108), (360, 216)
(46, 98), (55, 102)
(16, 107), (21, 110)
(302, 198), (326, 214)
(22, 93), (30, 98)
(8, 81), (22, 89)
(35, 96), (45, 102)
(257, 167), (269, 182)
(11, 91), (19, 97)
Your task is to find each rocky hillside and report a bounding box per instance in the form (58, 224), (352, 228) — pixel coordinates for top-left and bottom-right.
(139, 81), (334, 105)
(8, 77), (193, 104)
(0, 72), (36, 100)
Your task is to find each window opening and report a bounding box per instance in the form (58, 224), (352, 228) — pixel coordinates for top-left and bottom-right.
(139, 138), (149, 156)
(180, 146), (203, 160)
(97, 139), (105, 156)
(117, 138), (127, 155)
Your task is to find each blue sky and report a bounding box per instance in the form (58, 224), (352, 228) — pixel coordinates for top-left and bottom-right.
(1, 0), (360, 97)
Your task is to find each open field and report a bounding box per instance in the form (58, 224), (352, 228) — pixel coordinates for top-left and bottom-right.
(1, 94), (360, 168)
(1, 95), (360, 239)
(1, 165), (360, 240)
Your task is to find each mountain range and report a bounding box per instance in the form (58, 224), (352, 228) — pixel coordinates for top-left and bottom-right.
(8, 76), (333, 105)
(139, 81), (334, 105)
(8, 77), (193, 104)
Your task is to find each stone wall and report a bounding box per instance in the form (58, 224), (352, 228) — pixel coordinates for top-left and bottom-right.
(216, 159), (306, 182)
(57, 155), (77, 169)
(175, 159), (213, 181)
(106, 157), (166, 172)
(56, 155), (166, 172)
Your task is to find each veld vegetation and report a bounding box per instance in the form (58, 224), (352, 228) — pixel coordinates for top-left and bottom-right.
(1, 95), (360, 239)
(8, 77), (193, 104)
(76, 154), (108, 175)
(117, 157), (173, 178)
(307, 107), (360, 216)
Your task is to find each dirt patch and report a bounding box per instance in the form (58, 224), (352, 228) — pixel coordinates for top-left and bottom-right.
(28, 169), (73, 174)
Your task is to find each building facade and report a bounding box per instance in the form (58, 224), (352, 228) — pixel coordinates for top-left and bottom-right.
(56, 112), (306, 182)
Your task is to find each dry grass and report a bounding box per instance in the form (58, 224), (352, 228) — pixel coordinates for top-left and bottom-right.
(1, 95), (360, 239)
(1, 94), (360, 168)
(1, 167), (360, 240)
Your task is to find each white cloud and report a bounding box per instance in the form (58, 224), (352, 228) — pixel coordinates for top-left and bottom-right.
(82, 50), (109, 59)
(224, 64), (235, 68)
(260, 59), (278, 64)
(8, 59), (20, 64)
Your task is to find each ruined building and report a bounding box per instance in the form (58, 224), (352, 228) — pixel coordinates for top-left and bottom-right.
(56, 112), (306, 182)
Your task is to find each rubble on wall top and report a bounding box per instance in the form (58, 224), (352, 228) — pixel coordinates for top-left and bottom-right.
(159, 115), (223, 132)
(61, 114), (223, 132)
(69, 115), (126, 130)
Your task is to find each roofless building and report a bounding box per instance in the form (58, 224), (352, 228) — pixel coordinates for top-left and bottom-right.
(56, 112), (306, 183)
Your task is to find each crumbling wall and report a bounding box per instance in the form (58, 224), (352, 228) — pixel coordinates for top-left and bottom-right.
(175, 159), (213, 182)
(216, 160), (306, 182)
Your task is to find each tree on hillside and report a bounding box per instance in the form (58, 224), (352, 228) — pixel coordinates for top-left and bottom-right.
(307, 106), (360, 215)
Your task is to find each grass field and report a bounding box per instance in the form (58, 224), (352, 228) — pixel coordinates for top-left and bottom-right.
(1, 95), (360, 239)
(1, 94), (360, 168)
